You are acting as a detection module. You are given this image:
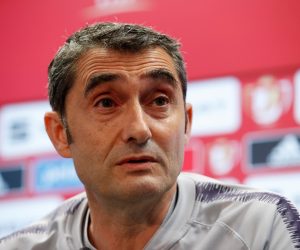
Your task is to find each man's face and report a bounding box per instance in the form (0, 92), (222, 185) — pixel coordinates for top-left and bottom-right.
(58, 47), (192, 203)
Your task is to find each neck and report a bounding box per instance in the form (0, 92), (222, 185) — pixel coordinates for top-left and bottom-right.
(86, 184), (177, 250)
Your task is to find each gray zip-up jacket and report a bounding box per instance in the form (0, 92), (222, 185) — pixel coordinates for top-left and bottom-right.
(1, 173), (299, 249)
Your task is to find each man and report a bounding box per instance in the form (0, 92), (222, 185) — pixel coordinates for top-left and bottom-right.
(0, 22), (299, 250)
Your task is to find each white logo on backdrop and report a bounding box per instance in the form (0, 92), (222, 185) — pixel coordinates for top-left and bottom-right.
(186, 77), (241, 136)
(244, 75), (292, 126)
(267, 134), (300, 167)
(0, 101), (55, 159)
(209, 139), (240, 175)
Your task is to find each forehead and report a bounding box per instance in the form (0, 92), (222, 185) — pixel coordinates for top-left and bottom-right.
(74, 47), (179, 84)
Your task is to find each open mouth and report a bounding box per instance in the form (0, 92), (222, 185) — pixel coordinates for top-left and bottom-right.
(118, 156), (157, 166)
(127, 159), (150, 164)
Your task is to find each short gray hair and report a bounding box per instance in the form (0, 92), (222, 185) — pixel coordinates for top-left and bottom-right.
(48, 22), (187, 116)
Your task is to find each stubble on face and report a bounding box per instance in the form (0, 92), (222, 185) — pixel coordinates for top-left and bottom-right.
(62, 47), (189, 206)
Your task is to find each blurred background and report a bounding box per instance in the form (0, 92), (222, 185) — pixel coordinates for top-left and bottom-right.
(1, 0), (300, 237)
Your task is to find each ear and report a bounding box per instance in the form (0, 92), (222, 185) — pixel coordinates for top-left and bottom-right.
(184, 103), (193, 145)
(44, 111), (72, 158)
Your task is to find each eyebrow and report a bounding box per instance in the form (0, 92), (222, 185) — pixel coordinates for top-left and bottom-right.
(141, 68), (178, 87)
(84, 73), (119, 97)
(83, 68), (178, 97)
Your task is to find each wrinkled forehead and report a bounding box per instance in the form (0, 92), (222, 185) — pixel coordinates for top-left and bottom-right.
(76, 46), (177, 67)
(73, 46), (180, 84)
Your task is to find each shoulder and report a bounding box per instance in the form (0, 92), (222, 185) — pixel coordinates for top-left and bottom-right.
(179, 172), (299, 219)
(0, 192), (88, 249)
(179, 172), (296, 207)
(178, 173), (300, 249)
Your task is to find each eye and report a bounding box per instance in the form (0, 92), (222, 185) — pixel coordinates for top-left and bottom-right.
(153, 96), (169, 106)
(96, 98), (115, 108)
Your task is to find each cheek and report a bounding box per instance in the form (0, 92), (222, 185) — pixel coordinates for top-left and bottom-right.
(69, 115), (122, 164)
(69, 112), (114, 147)
(154, 117), (186, 165)
(171, 132), (186, 166)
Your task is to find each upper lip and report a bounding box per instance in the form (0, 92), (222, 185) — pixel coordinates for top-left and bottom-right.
(117, 155), (158, 165)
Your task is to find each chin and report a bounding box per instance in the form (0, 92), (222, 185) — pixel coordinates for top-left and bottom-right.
(120, 175), (175, 201)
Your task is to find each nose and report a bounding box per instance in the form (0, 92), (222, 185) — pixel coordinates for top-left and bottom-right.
(121, 102), (152, 145)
